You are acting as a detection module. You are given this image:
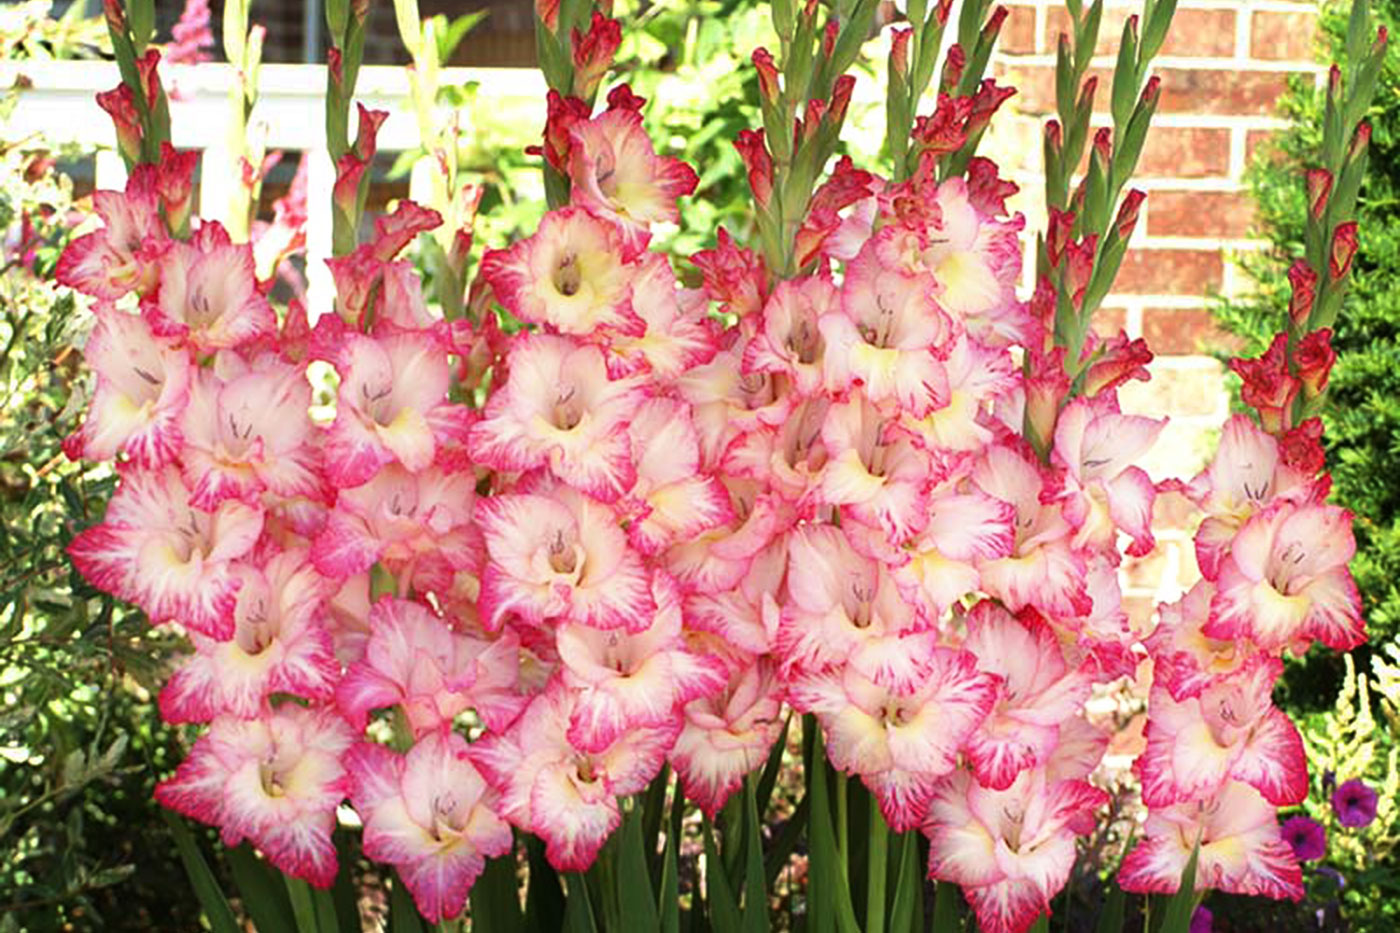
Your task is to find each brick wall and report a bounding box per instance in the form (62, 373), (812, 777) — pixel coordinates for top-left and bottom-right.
(984, 0), (1322, 612)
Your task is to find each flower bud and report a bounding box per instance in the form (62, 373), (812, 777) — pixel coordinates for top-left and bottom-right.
(1114, 189), (1146, 241)
(1046, 208), (1075, 268)
(822, 19), (838, 58)
(982, 6), (1009, 42)
(734, 129), (775, 209)
(753, 48), (780, 104)
(1349, 121), (1372, 160)
(1295, 328), (1336, 398)
(828, 74), (856, 126)
(1139, 74), (1161, 108)
(96, 84), (143, 164)
(1286, 260), (1319, 328)
(571, 13), (622, 101)
(1083, 332), (1153, 397)
(940, 44), (966, 93)
(1305, 168), (1332, 220)
(1279, 418), (1325, 475)
(1329, 221), (1359, 280)
(156, 143), (199, 233)
(1229, 333), (1299, 434)
(890, 27), (912, 81)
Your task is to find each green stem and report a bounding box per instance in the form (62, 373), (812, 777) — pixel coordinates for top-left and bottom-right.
(866, 803), (889, 933)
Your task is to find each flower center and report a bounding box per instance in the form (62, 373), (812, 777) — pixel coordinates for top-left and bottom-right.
(554, 253), (582, 297)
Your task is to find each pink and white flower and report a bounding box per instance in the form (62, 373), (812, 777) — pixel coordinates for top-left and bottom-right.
(469, 334), (642, 502)
(924, 768), (1106, 933)
(145, 222), (275, 352)
(64, 304), (192, 467)
(622, 398), (734, 554)
(476, 484), (655, 631)
(556, 571), (725, 751)
(69, 465), (263, 639)
(790, 649), (998, 830)
(743, 277), (836, 397)
(469, 682), (677, 871)
(481, 208), (642, 336)
(1137, 657), (1307, 808)
(348, 731), (513, 922)
(56, 168), (165, 299)
(1119, 780), (1304, 901)
(568, 108), (699, 253)
(160, 549), (339, 722)
(337, 597), (523, 735)
(155, 705), (355, 887)
(1207, 500), (1364, 653)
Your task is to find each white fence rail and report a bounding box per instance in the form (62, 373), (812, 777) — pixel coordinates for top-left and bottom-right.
(1, 60), (548, 317)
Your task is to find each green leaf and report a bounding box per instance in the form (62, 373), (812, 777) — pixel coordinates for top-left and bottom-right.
(162, 811), (240, 933)
(807, 728), (861, 933)
(618, 805), (662, 931)
(227, 844), (297, 933)
(931, 881), (961, 933)
(764, 792), (809, 887)
(888, 833), (921, 933)
(1095, 879), (1128, 933)
(388, 872), (426, 933)
(1155, 844), (1201, 933)
(658, 809), (681, 933)
(563, 872), (600, 933)
(471, 851), (524, 931)
(741, 779), (770, 933)
(524, 836), (566, 933)
(702, 815), (743, 933)
(754, 713), (790, 819)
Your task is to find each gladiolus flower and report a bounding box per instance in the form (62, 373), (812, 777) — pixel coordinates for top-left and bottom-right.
(69, 465), (263, 640)
(146, 222), (276, 353)
(924, 769), (1108, 933)
(155, 705), (355, 887)
(1207, 501), (1364, 653)
(1118, 780), (1304, 901)
(476, 483), (655, 632)
(348, 731), (513, 922)
(336, 597), (523, 736)
(57, 168), (165, 299)
(481, 208), (643, 334)
(468, 334), (642, 501)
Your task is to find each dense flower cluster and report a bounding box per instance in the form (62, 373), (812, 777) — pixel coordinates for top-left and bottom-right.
(58, 34), (1365, 933)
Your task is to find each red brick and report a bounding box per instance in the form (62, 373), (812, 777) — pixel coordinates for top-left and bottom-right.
(1155, 67), (1298, 116)
(1000, 5), (1039, 55)
(1246, 128), (1282, 165)
(1251, 11), (1318, 61)
(1113, 249), (1224, 294)
(1146, 190), (1257, 238)
(1136, 126), (1232, 178)
(1045, 7), (1236, 58)
(1005, 64), (1299, 117)
(1092, 306), (1128, 338)
(1141, 307), (1246, 354)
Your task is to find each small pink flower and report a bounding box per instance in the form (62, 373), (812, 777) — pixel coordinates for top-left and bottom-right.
(601, 254), (717, 380)
(816, 397), (932, 542)
(1332, 778), (1379, 828)
(156, 705), (355, 887)
(742, 277), (836, 397)
(348, 731), (513, 922)
(623, 398), (734, 555)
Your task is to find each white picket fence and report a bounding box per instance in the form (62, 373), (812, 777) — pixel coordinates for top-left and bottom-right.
(0, 59), (548, 317)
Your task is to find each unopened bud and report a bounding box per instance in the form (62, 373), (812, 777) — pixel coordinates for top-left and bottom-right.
(753, 48), (780, 103)
(1305, 168), (1333, 220)
(1329, 221), (1359, 280)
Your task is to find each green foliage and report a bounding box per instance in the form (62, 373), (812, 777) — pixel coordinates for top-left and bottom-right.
(0, 127), (196, 928)
(1215, 0), (1400, 713)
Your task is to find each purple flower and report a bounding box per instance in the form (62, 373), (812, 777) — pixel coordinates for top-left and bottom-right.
(1332, 778), (1379, 828)
(1281, 815), (1328, 861)
(1190, 905), (1213, 933)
